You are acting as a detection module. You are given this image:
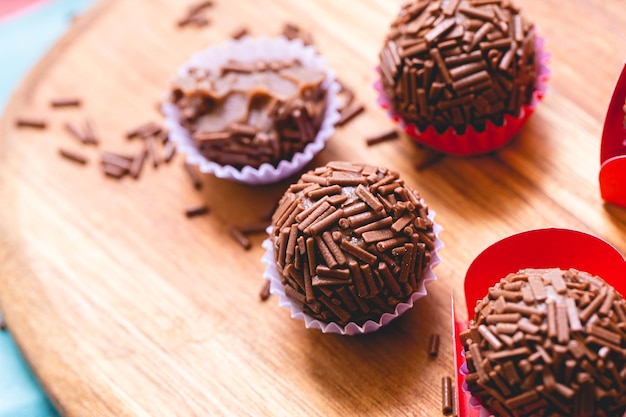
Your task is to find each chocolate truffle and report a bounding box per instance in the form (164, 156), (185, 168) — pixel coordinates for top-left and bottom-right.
(168, 58), (328, 169)
(269, 161), (437, 326)
(379, 0), (537, 134)
(461, 268), (626, 417)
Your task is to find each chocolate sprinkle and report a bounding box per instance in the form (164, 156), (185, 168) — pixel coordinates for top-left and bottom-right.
(15, 117), (46, 129)
(229, 225), (252, 250)
(270, 161), (436, 326)
(185, 204), (209, 218)
(260, 280), (271, 301)
(429, 332), (441, 357)
(50, 97), (81, 108)
(442, 375), (453, 415)
(177, 0), (213, 28)
(58, 148), (88, 165)
(365, 129), (400, 146)
(461, 268), (626, 417)
(231, 26), (249, 40)
(183, 162), (203, 190)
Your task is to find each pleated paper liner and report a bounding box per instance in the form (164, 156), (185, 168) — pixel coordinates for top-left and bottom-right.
(453, 228), (626, 416)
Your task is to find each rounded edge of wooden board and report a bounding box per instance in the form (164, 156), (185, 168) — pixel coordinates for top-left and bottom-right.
(0, 1), (120, 415)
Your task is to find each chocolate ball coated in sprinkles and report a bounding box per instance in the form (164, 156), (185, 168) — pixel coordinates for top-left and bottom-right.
(460, 268), (626, 417)
(379, 0), (538, 134)
(269, 161), (438, 327)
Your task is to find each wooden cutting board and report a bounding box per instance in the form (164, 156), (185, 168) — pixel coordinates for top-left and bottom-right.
(1, 0), (626, 416)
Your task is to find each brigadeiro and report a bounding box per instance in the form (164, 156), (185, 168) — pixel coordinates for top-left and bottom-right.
(261, 161), (442, 335)
(460, 268), (626, 417)
(162, 36), (340, 185)
(376, 0), (550, 155)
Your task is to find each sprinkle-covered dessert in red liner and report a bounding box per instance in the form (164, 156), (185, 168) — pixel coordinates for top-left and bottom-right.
(454, 229), (626, 417)
(261, 161), (442, 335)
(162, 36), (340, 185)
(376, 0), (550, 156)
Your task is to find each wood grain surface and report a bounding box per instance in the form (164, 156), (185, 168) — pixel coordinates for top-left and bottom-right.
(1, 0), (626, 416)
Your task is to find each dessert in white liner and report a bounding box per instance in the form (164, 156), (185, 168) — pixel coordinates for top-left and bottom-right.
(262, 161), (443, 335)
(162, 36), (341, 185)
(261, 215), (442, 336)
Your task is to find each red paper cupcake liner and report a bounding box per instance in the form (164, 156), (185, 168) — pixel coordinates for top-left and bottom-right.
(454, 228), (626, 417)
(375, 35), (551, 156)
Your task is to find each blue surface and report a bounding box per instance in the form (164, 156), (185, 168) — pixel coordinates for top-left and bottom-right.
(0, 0), (95, 415)
(0, 0), (94, 110)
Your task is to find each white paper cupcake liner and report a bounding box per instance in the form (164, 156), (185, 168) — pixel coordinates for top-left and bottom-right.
(261, 211), (443, 336)
(162, 36), (341, 185)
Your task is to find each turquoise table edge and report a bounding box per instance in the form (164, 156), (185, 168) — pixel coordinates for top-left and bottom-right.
(0, 1), (96, 415)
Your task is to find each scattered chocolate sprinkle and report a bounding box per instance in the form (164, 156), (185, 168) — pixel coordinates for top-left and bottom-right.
(64, 122), (86, 143)
(187, 0), (212, 14)
(125, 121), (162, 140)
(461, 268), (626, 417)
(129, 149), (148, 179)
(270, 161), (436, 326)
(15, 117), (46, 129)
(64, 119), (97, 144)
(281, 22), (314, 46)
(429, 332), (440, 357)
(162, 140), (177, 163)
(102, 151), (133, 167)
(183, 162), (203, 190)
(145, 137), (160, 168)
(185, 204), (209, 218)
(260, 279), (271, 301)
(83, 119), (99, 145)
(102, 163), (127, 179)
(231, 26), (249, 40)
(229, 225), (252, 250)
(180, 14), (209, 27)
(58, 148), (87, 165)
(366, 129), (400, 146)
(50, 97), (81, 108)
(336, 102), (365, 127)
(177, 0), (213, 28)
(442, 376), (453, 415)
